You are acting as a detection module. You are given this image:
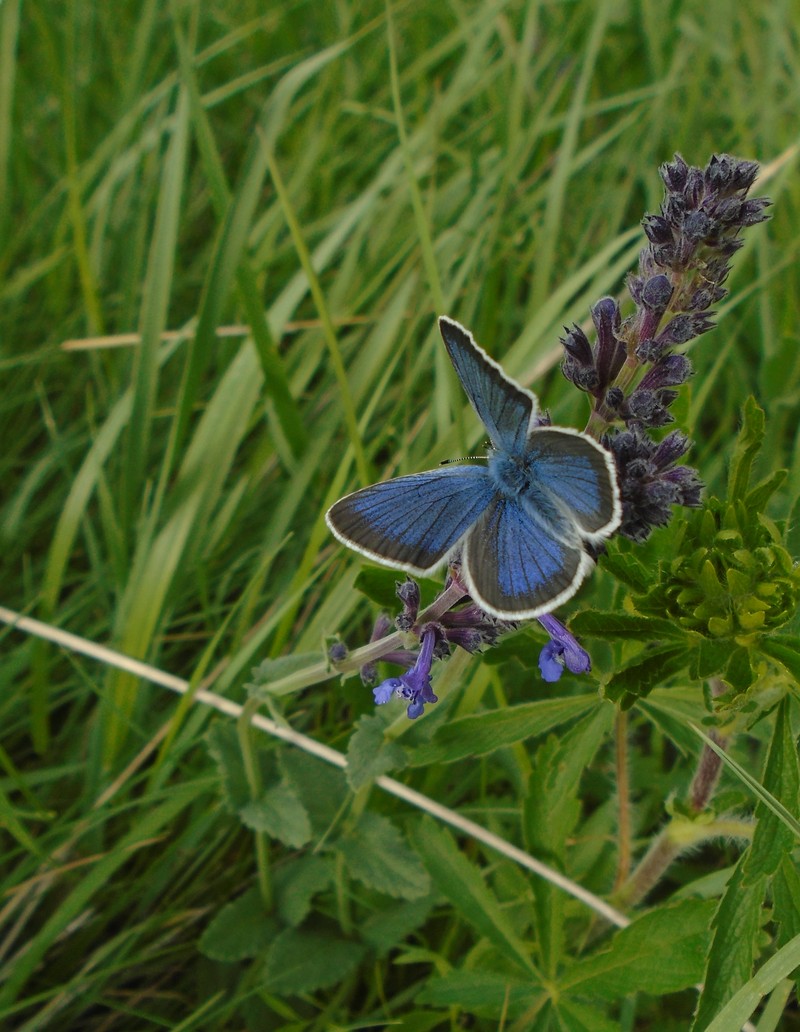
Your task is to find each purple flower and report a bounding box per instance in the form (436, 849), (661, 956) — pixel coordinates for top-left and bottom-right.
(537, 614), (592, 682)
(373, 627), (439, 719)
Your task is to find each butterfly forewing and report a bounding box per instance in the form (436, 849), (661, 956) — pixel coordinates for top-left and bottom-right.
(462, 494), (591, 618)
(439, 317), (535, 455)
(524, 427), (622, 539)
(326, 466), (496, 575)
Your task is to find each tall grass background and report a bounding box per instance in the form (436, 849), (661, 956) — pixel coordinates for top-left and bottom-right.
(2, 1), (799, 1028)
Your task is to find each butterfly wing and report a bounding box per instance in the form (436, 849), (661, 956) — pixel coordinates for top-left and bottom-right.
(439, 316), (537, 454)
(524, 427), (622, 540)
(462, 494), (591, 618)
(326, 466), (496, 575)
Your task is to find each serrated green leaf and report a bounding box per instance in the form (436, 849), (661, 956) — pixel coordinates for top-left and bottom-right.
(746, 469), (788, 515)
(604, 645), (688, 706)
(206, 722), (249, 812)
(261, 927), (365, 994)
(346, 713), (407, 790)
(239, 783), (311, 848)
(279, 751), (348, 837)
(773, 855), (800, 948)
(417, 970), (542, 1014)
(525, 707), (614, 977)
(198, 887), (277, 962)
(361, 895), (435, 954)
(760, 635), (800, 681)
(703, 931), (800, 1032)
(410, 818), (537, 975)
(555, 999), (619, 1032)
(638, 687), (707, 756)
(743, 698), (799, 880)
(570, 610), (685, 641)
(724, 646), (754, 693)
(409, 694), (599, 766)
(274, 856), (333, 927)
(337, 812), (429, 900)
(598, 547), (651, 592)
(691, 854), (767, 1029)
(562, 899), (715, 999)
(690, 637), (732, 680)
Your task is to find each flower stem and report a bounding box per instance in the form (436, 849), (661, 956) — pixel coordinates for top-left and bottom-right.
(613, 709), (631, 892)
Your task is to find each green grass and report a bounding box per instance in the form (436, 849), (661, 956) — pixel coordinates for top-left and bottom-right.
(2, 1), (800, 1029)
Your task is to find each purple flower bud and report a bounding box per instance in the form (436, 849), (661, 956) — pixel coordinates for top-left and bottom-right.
(682, 210), (713, 241)
(592, 297), (626, 388)
(641, 274), (674, 312)
(537, 614), (592, 682)
(395, 578), (420, 630)
(739, 198), (771, 226)
(328, 642), (348, 663)
(660, 154), (689, 193)
(560, 325), (594, 366)
(638, 354), (693, 391)
(643, 214), (673, 245)
(602, 427), (703, 542)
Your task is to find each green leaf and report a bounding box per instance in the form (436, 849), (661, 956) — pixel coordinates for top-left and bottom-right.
(525, 707), (614, 976)
(772, 855), (800, 948)
(760, 635), (800, 681)
(361, 896), (435, 954)
(409, 694), (599, 765)
(724, 646), (754, 693)
(598, 546), (652, 592)
(410, 818), (537, 975)
(274, 856), (333, 928)
(337, 812), (430, 900)
(570, 610), (684, 641)
(745, 468), (787, 513)
(206, 722), (249, 812)
(691, 854), (767, 1029)
(417, 970), (542, 1014)
(727, 396), (765, 503)
(743, 698), (799, 880)
(555, 999), (620, 1032)
(279, 751), (348, 838)
(562, 899), (715, 999)
(604, 645), (688, 706)
(198, 887), (277, 961)
(239, 783), (312, 848)
(703, 931), (800, 1032)
(346, 713), (407, 790)
(261, 927), (365, 995)
(689, 637), (732, 680)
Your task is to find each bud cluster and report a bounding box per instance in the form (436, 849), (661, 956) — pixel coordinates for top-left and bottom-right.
(562, 154), (770, 542)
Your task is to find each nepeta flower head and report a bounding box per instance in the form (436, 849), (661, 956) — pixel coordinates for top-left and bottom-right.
(537, 613), (592, 682)
(603, 428), (702, 542)
(373, 626), (439, 719)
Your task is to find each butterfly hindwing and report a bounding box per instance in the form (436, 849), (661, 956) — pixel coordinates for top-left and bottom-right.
(523, 427), (622, 539)
(326, 465), (496, 575)
(462, 493), (591, 618)
(439, 316), (536, 455)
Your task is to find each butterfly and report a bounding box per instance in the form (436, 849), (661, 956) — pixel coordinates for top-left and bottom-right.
(325, 317), (622, 618)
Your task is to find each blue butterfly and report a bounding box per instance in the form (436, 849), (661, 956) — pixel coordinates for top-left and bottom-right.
(326, 317), (622, 618)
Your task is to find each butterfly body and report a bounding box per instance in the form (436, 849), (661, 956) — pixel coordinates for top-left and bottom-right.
(326, 318), (622, 619)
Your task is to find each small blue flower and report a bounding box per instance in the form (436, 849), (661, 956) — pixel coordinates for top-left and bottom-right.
(373, 627), (439, 719)
(537, 614), (592, 682)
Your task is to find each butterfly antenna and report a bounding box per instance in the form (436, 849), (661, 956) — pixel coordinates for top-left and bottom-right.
(439, 454), (487, 465)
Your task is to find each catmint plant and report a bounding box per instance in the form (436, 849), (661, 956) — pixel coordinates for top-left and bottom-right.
(320, 153), (775, 722)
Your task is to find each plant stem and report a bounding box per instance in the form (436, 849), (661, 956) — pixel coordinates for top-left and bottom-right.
(613, 709), (631, 891)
